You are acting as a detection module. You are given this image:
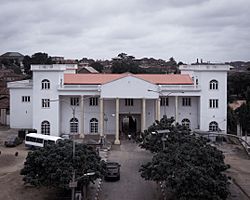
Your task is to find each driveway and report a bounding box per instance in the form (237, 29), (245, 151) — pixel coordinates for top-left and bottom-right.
(99, 140), (160, 200)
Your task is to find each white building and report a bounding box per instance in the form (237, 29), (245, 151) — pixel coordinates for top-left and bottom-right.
(8, 63), (231, 144)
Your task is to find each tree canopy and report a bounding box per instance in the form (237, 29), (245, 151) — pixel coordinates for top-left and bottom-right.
(111, 53), (146, 74)
(23, 52), (53, 76)
(90, 61), (104, 72)
(139, 116), (230, 200)
(21, 140), (105, 189)
(139, 115), (190, 153)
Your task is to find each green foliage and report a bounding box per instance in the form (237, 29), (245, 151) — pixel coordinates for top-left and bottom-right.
(21, 140), (105, 189)
(139, 116), (230, 200)
(227, 106), (237, 134)
(236, 102), (250, 135)
(139, 115), (190, 153)
(112, 57), (145, 74)
(228, 72), (250, 99)
(90, 62), (104, 72)
(22, 52), (53, 76)
(31, 52), (53, 64)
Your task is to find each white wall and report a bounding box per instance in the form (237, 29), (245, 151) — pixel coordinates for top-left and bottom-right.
(32, 70), (63, 136)
(101, 76), (158, 99)
(178, 96), (199, 129)
(184, 70), (227, 131)
(199, 71), (227, 131)
(9, 88), (33, 128)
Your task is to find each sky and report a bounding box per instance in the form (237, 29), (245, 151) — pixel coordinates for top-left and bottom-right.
(0, 0), (250, 63)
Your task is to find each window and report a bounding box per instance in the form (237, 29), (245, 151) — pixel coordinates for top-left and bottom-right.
(22, 96), (30, 102)
(90, 97), (98, 106)
(70, 97), (79, 106)
(70, 118), (78, 133)
(160, 97), (168, 106)
(209, 99), (218, 108)
(209, 80), (218, 90)
(42, 99), (50, 108)
(209, 121), (219, 132)
(41, 79), (50, 89)
(182, 98), (191, 106)
(125, 99), (134, 106)
(41, 121), (50, 135)
(90, 118), (98, 133)
(182, 118), (190, 129)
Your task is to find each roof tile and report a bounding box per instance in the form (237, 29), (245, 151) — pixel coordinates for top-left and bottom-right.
(64, 73), (193, 85)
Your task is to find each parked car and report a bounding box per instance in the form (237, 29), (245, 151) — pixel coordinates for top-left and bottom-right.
(4, 135), (23, 147)
(104, 162), (121, 181)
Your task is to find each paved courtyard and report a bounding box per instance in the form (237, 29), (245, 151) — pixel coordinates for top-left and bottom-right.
(99, 140), (160, 200)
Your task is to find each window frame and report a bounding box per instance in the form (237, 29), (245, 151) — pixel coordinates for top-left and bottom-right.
(41, 120), (50, 135)
(125, 99), (134, 106)
(70, 118), (79, 133)
(160, 97), (169, 106)
(70, 97), (79, 106)
(209, 121), (219, 132)
(42, 99), (50, 108)
(90, 118), (98, 133)
(209, 99), (219, 108)
(209, 80), (218, 90)
(181, 118), (190, 128)
(41, 79), (50, 90)
(182, 97), (191, 107)
(22, 96), (30, 102)
(89, 97), (98, 106)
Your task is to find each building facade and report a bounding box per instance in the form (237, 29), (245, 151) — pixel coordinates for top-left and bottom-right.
(8, 64), (231, 144)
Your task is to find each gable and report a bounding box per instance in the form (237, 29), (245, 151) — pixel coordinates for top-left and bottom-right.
(101, 75), (158, 99)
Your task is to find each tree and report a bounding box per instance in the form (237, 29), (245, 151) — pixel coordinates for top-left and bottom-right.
(31, 52), (53, 64)
(236, 102), (250, 135)
(139, 115), (189, 153)
(139, 116), (230, 200)
(227, 106), (237, 134)
(23, 55), (32, 76)
(245, 86), (250, 103)
(111, 53), (146, 74)
(90, 62), (104, 72)
(22, 52), (53, 76)
(21, 140), (105, 189)
(140, 143), (230, 200)
(166, 57), (177, 66)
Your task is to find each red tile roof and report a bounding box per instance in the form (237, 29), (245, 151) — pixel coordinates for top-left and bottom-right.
(64, 73), (193, 85)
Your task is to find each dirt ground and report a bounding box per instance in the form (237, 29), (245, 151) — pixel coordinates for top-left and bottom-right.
(0, 127), (59, 200)
(1, 126), (250, 200)
(219, 143), (250, 200)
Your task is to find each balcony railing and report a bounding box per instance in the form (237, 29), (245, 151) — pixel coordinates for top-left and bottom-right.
(58, 84), (100, 91)
(159, 85), (201, 91)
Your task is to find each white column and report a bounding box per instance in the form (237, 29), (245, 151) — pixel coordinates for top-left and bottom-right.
(80, 96), (84, 138)
(99, 98), (104, 137)
(155, 99), (158, 121)
(141, 98), (146, 132)
(157, 98), (161, 121)
(114, 98), (120, 144)
(175, 96), (178, 124)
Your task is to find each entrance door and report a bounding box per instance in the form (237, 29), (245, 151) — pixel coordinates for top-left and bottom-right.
(121, 115), (137, 139)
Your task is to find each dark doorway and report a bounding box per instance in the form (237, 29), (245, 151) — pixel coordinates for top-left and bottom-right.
(121, 115), (137, 139)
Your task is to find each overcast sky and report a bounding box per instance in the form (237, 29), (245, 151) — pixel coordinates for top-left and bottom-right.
(0, 0), (250, 63)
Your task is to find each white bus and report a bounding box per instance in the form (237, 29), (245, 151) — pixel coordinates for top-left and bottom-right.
(25, 133), (63, 148)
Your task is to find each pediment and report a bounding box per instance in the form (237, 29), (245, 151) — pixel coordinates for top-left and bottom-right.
(101, 75), (158, 99)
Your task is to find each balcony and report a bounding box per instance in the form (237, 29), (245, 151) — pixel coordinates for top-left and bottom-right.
(159, 85), (201, 92)
(58, 84), (100, 91)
